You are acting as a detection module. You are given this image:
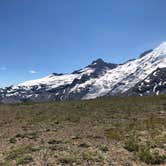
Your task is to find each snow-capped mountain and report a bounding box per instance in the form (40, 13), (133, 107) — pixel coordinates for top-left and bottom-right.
(0, 42), (166, 103)
(0, 59), (117, 103)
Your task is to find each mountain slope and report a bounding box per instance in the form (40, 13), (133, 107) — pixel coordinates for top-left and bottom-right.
(0, 42), (166, 103)
(82, 42), (166, 99)
(0, 59), (117, 103)
(125, 67), (166, 96)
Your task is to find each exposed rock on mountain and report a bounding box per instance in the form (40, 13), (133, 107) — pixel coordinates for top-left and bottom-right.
(0, 42), (166, 103)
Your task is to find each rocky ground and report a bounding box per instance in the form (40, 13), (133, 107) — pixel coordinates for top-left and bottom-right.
(0, 95), (166, 166)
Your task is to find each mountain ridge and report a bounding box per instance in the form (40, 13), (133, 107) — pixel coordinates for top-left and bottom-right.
(0, 42), (166, 103)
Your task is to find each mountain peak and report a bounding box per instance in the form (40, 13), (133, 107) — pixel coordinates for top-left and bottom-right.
(72, 58), (117, 74)
(1, 42), (166, 103)
(154, 42), (166, 53)
(137, 42), (166, 60)
(88, 58), (118, 69)
(91, 58), (105, 65)
(159, 41), (166, 47)
(49, 73), (63, 77)
(139, 49), (153, 58)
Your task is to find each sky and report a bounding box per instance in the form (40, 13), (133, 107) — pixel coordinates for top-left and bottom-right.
(0, 0), (166, 87)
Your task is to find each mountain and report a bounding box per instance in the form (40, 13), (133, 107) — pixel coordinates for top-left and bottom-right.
(125, 67), (166, 96)
(0, 42), (166, 103)
(0, 59), (118, 103)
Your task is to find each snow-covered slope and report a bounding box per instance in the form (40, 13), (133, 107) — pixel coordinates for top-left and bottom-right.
(82, 42), (166, 99)
(17, 70), (91, 89)
(0, 59), (117, 103)
(0, 42), (166, 103)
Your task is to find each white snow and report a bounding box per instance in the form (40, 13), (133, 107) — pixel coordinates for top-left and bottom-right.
(82, 42), (166, 99)
(153, 83), (158, 92)
(156, 91), (160, 95)
(12, 67), (94, 91)
(5, 42), (166, 100)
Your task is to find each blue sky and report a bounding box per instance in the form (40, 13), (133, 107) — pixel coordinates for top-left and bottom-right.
(0, 0), (166, 87)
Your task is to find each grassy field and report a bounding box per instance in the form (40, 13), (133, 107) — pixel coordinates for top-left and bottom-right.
(0, 95), (166, 166)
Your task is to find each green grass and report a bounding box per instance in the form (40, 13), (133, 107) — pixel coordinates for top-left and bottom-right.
(58, 156), (81, 165)
(6, 145), (36, 161)
(138, 148), (166, 164)
(16, 155), (33, 165)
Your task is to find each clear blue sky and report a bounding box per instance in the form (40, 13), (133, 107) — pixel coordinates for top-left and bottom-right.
(0, 0), (166, 87)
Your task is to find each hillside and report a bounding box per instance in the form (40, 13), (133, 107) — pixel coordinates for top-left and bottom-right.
(0, 95), (166, 165)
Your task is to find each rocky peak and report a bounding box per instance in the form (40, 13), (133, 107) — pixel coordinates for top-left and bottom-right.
(88, 58), (118, 69)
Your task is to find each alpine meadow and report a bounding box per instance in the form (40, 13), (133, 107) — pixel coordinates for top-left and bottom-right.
(0, 0), (166, 166)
